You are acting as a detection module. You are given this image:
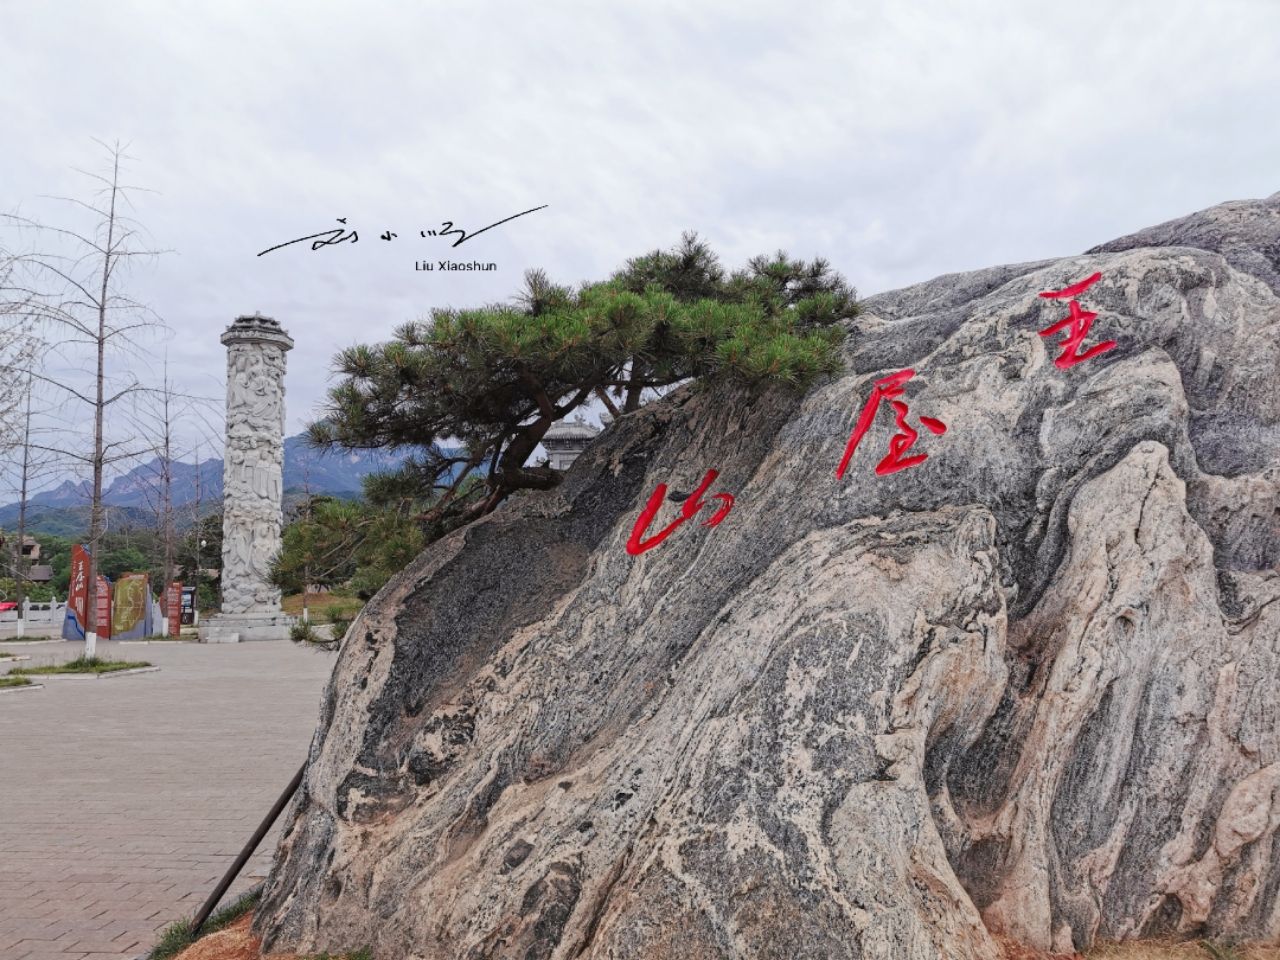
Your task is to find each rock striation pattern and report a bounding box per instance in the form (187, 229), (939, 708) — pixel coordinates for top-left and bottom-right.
(256, 194), (1280, 958)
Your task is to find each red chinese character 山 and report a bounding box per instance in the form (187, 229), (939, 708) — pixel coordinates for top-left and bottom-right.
(626, 469), (735, 556)
(1037, 271), (1116, 369)
(835, 369), (946, 478)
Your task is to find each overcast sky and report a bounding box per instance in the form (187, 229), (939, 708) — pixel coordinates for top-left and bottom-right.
(3, 0), (1278, 492)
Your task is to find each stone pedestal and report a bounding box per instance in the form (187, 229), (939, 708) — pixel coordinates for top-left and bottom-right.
(200, 611), (296, 643)
(199, 314), (296, 643)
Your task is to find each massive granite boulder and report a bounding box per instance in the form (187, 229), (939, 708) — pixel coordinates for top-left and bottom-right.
(255, 194), (1280, 959)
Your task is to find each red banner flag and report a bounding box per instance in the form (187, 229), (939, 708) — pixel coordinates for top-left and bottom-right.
(62, 544), (91, 640)
(95, 575), (112, 640)
(167, 581), (182, 637)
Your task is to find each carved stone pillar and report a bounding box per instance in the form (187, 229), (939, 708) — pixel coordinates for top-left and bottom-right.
(199, 313), (295, 642)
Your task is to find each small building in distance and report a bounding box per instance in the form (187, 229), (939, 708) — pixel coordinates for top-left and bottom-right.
(542, 416), (603, 471)
(1, 536), (51, 584)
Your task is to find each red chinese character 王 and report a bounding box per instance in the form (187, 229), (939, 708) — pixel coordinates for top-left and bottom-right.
(626, 469), (735, 555)
(1037, 271), (1115, 369)
(835, 368), (946, 479)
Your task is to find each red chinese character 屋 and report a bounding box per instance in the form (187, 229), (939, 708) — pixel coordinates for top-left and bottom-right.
(626, 468), (735, 556)
(1037, 271), (1116, 369)
(835, 368), (947, 479)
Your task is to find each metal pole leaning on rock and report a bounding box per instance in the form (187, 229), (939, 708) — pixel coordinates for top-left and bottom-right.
(189, 762), (305, 938)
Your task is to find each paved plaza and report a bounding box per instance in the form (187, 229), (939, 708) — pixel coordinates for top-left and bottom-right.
(0, 639), (334, 960)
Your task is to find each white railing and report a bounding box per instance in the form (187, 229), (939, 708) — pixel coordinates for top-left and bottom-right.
(0, 599), (68, 638)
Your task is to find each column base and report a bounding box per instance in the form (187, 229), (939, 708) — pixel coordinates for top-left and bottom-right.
(198, 611), (296, 643)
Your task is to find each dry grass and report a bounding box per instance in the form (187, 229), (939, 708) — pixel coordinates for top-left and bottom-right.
(173, 915), (259, 960)
(281, 593), (362, 622)
(172, 914), (370, 959)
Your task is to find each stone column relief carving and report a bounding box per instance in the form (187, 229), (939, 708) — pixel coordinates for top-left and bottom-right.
(200, 313), (296, 641)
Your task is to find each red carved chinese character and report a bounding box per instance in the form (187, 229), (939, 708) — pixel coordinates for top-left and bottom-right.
(1037, 271), (1115, 369)
(835, 368), (947, 479)
(626, 468), (735, 555)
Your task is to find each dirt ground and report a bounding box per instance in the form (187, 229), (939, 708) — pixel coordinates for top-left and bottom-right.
(175, 917), (1279, 960)
(175, 916), (260, 960)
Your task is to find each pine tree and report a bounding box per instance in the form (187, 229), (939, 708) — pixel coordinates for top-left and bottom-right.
(311, 234), (859, 538)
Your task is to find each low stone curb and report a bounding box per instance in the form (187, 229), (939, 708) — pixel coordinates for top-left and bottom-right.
(0, 681), (44, 694)
(0, 637), (65, 645)
(20, 665), (161, 680)
(0, 654), (33, 662)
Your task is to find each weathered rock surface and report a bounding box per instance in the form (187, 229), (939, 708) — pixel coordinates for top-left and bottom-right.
(256, 194), (1280, 958)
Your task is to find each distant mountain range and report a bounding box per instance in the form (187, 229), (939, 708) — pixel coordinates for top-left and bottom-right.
(0, 434), (414, 536)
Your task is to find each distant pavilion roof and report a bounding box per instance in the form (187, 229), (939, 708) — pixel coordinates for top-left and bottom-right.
(543, 420), (602, 442)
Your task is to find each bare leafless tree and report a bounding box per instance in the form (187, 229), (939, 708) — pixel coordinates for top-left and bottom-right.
(0, 257), (39, 459)
(0, 276), (59, 629)
(0, 390), (72, 635)
(128, 355), (219, 622)
(184, 440), (219, 624)
(149, 365), (180, 621)
(1, 140), (170, 655)
(9, 382), (35, 618)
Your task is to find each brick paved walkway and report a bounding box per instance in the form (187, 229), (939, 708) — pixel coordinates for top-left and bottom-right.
(0, 639), (334, 960)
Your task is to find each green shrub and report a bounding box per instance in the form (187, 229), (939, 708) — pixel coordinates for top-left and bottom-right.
(290, 620), (319, 644)
(327, 602), (361, 643)
(0, 578), (55, 602)
(13, 655), (151, 676)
